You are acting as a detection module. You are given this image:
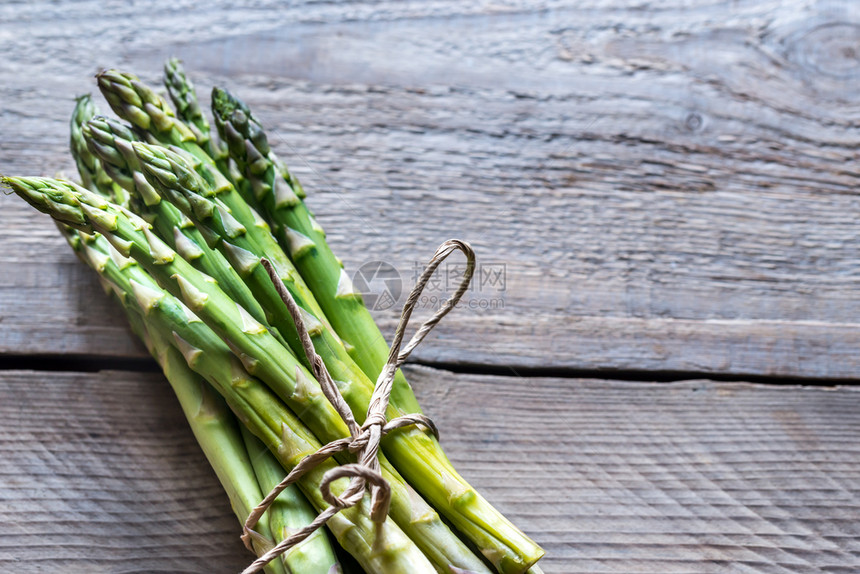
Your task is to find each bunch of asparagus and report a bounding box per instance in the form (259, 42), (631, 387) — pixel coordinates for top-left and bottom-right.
(4, 60), (544, 574)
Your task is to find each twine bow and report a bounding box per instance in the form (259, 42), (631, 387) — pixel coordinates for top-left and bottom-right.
(239, 239), (476, 574)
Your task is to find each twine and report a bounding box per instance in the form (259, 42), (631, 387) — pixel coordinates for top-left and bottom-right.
(239, 239), (476, 574)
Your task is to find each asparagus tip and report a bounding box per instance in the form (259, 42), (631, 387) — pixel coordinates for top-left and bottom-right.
(211, 85), (242, 121)
(131, 140), (155, 159)
(2, 175), (32, 195)
(72, 93), (93, 108)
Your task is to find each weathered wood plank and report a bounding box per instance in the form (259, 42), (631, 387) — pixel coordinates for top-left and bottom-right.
(0, 369), (252, 573)
(413, 366), (860, 573)
(2, 1), (860, 377)
(2, 365), (859, 573)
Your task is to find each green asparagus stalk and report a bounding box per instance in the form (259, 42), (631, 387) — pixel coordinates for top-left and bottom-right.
(38, 204), (433, 574)
(130, 144), (541, 573)
(213, 90), (549, 574)
(97, 69), (202, 155)
(12, 176), (344, 443)
(112, 148), (493, 569)
(239, 424), (341, 574)
(163, 58), (216, 153)
(98, 67), (254, 201)
(56, 226), (286, 574)
(145, 296), (435, 574)
(145, 256), (488, 574)
(146, 337), (289, 574)
(92, 67), (539, 572)
(73, 103), (249, 323)
(70, 95), (130, 207)
(71, 109), (308, 572)
(211, 87), (427, 414)
(96, 69), (327, 348)
(132, 142), (367, 384)
(80, 115), (284, 347)
(8, 176), (494, 574)
(162, 57), (247, 192)
(62, 63), (540, 573)
(68, 227), (341, 574)
(210, 92), (551, 570)
(97, 68), (283, 250)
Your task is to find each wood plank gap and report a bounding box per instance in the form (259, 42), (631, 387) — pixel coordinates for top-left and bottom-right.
(0, 352), (853, 388)
(0, 353), (159, 374)
(410, 360), (852, 388)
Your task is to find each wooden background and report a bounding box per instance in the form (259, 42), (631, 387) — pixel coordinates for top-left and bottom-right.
(1, 1), (859, 572)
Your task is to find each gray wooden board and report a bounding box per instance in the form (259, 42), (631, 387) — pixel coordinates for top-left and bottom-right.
(2, 1), (860, 378)
(0, 369), (251, 573)
(1, 365), (859, 573)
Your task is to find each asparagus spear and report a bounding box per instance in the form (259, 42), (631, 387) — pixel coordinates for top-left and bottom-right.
(239, 425), (341, 574)
(69, 227), (343, 574)
(130, 144), (542, 573)
(70, 95), (130, 207)
(163, 58), (215, 153)
(80, 115), (283, 347)
(97, 69), (201, 155)
(93, 69), (540, 572)
(40, 208), (432, 574)
(8, 176), (494, 574)
(213, 91), (549, 574)
(71, 109), (311, 572)
(57, 226), (287, 574)
(76, 64), (540, 573)
(98, 67), (255, 206)
(162, 57), (248, 193)
(98, 69), (325, 313)
(132, 142), (370, 389)
(144, 294), (435, 574)
(210, 87), (430, 414)
(145, 252), (487, 573)
(113, 151), (493, 569)
(143, 335), (289, 574)
(10, 176), (344, 442)
(96, 69), (328, 349)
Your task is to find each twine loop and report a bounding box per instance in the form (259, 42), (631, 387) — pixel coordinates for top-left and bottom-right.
(239, 239), (475, 574)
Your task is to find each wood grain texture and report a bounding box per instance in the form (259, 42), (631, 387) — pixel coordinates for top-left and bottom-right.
(415, 367), (860, 574)
(0, 369), (252, 573)
(2, 1), (860, 377)
(2, 365), (859, 573)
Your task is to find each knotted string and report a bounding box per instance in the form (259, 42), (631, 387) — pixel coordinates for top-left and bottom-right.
(239, 239), (476, 574)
